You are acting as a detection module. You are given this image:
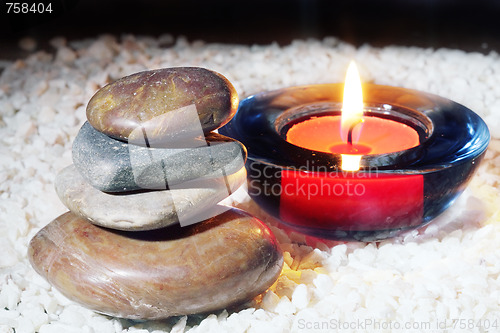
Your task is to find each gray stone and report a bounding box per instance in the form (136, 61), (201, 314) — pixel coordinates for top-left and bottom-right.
(72, 122), (246, 192)
(55, 165), (246, 231)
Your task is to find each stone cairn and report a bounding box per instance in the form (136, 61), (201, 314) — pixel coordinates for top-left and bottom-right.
(28, 67), (283, 320)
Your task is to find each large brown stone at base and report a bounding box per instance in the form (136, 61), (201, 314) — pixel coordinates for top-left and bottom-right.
(28, 209), (283, 320)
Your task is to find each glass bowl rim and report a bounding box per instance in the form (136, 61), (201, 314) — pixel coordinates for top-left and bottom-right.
(220, 83), (490, 173)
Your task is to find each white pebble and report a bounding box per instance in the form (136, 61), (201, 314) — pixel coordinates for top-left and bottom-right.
(291, 284), (310, 309)
(0, 309), (19, 327)
(39, 323), (87, 333)
(274, 296), (296, 316)
(18, 37), (37, 52)
(0, 325), (15, 333)
(59, 307), (86, 326)
(56, 47), (77, 63)
(261, 290), (280, 312)
(0, 280), (21, 310)
(170, 316), (187, 333)
(0, 242), (18, 267)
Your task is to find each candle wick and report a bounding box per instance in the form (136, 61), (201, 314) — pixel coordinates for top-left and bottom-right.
(347, 119), (364, 145)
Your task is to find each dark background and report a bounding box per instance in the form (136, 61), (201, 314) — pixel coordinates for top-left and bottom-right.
(1, 0), (500, 59)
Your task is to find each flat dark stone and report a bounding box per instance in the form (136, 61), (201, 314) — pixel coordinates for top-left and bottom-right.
(72, 122), (247, 192)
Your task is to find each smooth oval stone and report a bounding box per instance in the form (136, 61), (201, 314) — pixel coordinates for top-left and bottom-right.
(72, 121), (247, 192)
(28, 209), (283, 320)
(86, 67), (239, 142)
(55, 165), (246, 231)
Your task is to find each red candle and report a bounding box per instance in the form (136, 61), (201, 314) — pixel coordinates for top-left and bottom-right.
(283, 114), (423, 231)
(280, 61), (424, 231)
(280, 170), (424, 231)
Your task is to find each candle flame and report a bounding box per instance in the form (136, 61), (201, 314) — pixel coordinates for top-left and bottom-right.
(340, 61), (364, 171)
(341, 61), (364, 133)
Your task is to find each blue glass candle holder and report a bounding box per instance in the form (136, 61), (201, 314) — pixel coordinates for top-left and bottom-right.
(220, 84), (490, 241)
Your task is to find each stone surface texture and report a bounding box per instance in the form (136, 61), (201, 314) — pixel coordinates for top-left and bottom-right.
(55, 165), (246, 230)
(28, 209), (283, 320)
(72, 121), (247, 192)
(86, 67), (239, 143)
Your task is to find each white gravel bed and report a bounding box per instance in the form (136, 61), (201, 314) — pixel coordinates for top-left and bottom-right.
(1, 34), (500, 333)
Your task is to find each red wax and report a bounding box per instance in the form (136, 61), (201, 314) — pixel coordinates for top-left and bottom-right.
(281, 114), (423, 231)
(280, 170), (424, 231)
(287, 115), (419, 154)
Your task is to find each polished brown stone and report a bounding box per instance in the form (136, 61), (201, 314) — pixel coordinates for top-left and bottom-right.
(86, 67), (238, 143)
(28, 209), (283, 320)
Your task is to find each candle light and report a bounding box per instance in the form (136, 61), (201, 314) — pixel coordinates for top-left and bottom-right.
(286, 62), (420, 171)
(278, 62), (425, 232)
(219, 63), (489, 241)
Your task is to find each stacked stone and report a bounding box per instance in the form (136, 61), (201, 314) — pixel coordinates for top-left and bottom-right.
(28, 67), (283, 320)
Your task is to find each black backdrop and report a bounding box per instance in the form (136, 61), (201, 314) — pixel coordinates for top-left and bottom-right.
(1, 0), (500, 58)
